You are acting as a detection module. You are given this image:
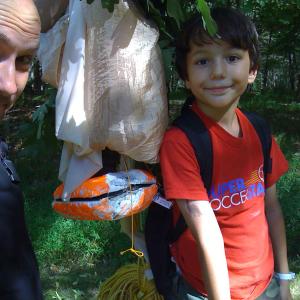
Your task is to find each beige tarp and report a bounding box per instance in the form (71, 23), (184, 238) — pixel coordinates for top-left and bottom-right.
(37, 0), (168, 199)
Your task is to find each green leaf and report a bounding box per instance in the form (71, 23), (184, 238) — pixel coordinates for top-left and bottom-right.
(166, 0), (185, 28)
(31, 98), (54, 139)
(196, 0), (218, 36)
(148, 2), (173, 40)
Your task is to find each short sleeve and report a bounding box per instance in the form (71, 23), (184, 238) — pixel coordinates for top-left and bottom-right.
(159, 127), (209, 201)
(265, 137), (289, 188)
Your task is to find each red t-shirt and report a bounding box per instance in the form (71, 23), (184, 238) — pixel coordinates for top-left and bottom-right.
(160, 103), (288, 300)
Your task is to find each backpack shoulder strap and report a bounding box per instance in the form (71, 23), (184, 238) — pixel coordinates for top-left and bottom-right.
(243, 111), (273, 182)
(173, 107), (212, 192)
(168, 104), (213, 243)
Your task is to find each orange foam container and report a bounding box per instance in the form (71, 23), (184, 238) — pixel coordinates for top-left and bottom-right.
(53, 169), (158, 220)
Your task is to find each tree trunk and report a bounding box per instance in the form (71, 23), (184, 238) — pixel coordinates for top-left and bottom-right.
(296, 73), (300, 102)
(262, 31), (272, 90)
(288, 51), (297, 92)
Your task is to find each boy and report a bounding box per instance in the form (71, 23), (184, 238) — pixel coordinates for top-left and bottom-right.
(0, 0), (43, 299)
(160, 7), (293, 300)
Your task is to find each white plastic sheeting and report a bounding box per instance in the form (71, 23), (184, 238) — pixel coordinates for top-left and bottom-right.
(37, 0), (168, 198)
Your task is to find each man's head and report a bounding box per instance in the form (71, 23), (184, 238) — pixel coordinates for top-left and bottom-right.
(176, 7), (259, 81)
(0, 0), (41, 119)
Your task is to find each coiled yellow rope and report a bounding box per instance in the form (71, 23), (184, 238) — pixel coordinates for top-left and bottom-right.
(97, 259), (163, 300)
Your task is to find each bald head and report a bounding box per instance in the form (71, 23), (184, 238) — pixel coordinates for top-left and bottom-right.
(0, 0), (41, 119)
(0, 0), (41, 38)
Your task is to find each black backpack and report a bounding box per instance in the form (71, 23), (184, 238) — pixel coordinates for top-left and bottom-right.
(0, 138), (20, 184)
(145, 101), (272, 300)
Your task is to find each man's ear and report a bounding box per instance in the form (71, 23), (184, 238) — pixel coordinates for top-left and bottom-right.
(248, 69), (257, 84)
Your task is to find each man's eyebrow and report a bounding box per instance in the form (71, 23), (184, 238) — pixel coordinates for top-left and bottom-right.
(0, 32), (39, 53)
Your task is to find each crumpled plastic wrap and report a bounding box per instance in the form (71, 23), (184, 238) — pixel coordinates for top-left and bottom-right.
(84, 1), (168, 163)
(37, 0), (168, 198)
(37, 13), (69, 88)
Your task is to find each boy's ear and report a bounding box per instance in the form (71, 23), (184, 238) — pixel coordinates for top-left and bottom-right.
(248, 69), (257, 84)
(185, 79), (191, 90)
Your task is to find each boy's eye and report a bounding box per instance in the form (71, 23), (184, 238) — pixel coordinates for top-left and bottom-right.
(16, 55), (33, 71)
(196, 59), (208, 65)
(227, 55), (240, 63)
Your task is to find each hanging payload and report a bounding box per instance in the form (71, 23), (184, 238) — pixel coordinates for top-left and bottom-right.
(37, 0), (168, 218)
(53, 169), (157, 221)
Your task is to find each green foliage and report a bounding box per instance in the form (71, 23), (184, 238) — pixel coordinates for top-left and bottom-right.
(166, 0), (185, 28)
(196, 0), (218, 36)
(240, 91), (300, 257)
(31, 87), (56, 139)
(240, 91), (300, 136)
(17, 93), (59, 159)
(277, 151), (300, 256)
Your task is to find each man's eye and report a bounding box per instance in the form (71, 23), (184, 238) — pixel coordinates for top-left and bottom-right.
(196, 59), (208, 65)
(227, 56), (240, 63)
(16, 55), (33, 70)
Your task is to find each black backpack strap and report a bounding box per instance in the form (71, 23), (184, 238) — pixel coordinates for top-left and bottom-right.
(0, 138), (20, 184)
(145, 199), (177, 298)
(145, 101), (213, 298)
(168, 104), (213, 244)
(243, 111), (272, 183)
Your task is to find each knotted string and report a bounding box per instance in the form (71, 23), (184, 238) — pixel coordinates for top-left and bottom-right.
(120, 157), (144, 258)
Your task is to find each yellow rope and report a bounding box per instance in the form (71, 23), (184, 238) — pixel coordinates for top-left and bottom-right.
(119, 157), (144, 258)
(97, 259), (163, 300)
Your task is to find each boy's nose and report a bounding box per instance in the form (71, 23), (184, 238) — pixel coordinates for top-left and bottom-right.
(0, 60), (18, 96)
(210, 59), (226, 80)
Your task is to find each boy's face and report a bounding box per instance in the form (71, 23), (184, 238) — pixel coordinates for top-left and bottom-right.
(185, 40), (257, 111)
(0, 0), (40, 120)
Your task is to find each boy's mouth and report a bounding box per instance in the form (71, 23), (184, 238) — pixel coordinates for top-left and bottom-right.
(204, 86), (232, 94)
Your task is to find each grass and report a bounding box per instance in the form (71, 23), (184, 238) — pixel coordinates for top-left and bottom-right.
(41, 254), (136, 300)
(290, 258), (300, 300)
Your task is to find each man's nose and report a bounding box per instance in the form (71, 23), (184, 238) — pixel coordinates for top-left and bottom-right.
(0, 60), (18, 96)
(210, 59), (226, 79)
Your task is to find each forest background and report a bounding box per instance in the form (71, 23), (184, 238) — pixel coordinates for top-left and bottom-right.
(0, 0), (299, 299)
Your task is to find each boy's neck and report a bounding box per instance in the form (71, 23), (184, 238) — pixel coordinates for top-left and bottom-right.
(195, 99), (242, 137)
